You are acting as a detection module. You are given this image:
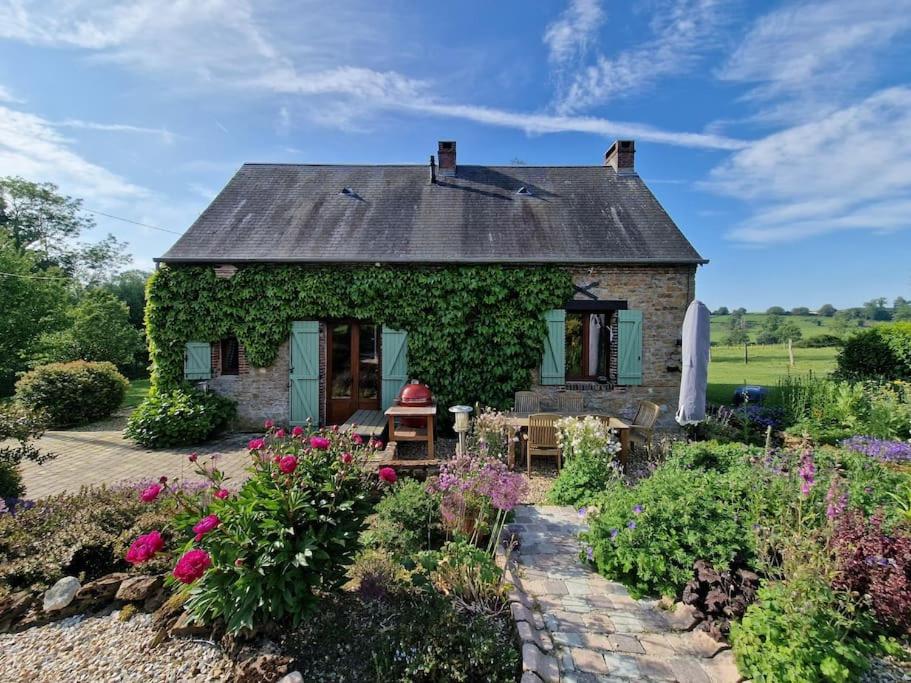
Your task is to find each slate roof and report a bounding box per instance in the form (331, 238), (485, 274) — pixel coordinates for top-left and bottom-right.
(158, 164), (706, 264)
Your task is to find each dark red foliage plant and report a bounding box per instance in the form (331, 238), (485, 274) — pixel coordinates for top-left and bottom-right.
(830, 510), (911, 636)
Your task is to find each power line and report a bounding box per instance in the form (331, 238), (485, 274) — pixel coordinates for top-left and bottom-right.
(0, 270), (71, 281)
(82, 207), (183, 235)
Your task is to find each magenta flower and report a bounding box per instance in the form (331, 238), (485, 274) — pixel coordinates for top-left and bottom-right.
(193, 514), (220, 541)
(214, 488), (230, 500)
(292, 426), (304, 437)
(125, 530), (164, 565)
(379, 467), (397, 484)
(279, 455), (298, 474)
(825, 479), (847, 520)
(140, 483), (162, 503)
(188, 452), (198, 463)
(341, 452), (353, 464)
(373, 440), (384, 450)
(352, 434), (364, 445)
(264, 419), (274, 429)
(248, 438), (265, 451)
(799, 451), (816, 496)
(173, 549), (211, 584)
(309, 435), (330, 450)
(274, 428), (286, 439)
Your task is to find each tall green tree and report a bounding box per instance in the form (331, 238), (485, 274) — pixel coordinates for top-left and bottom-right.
(817, 304), (837, 317)
(103, 269), (152, 328)
(893, 297), (911, 322)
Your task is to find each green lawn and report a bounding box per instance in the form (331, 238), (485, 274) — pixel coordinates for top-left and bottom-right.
(710, 312), (878, 344)
(707, 344), (839, 405)
(123, 378), (150, 408)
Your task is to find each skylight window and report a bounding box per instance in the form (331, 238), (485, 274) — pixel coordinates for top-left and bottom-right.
(515, 186), (532, 196)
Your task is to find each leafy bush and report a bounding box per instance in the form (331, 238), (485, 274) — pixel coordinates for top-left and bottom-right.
(731, 577), (879, 682)
(14, 360), (128, 427)
(124, 387), (235, 447)
(548, 453), (622, 507)
(0, 403), (55, 498)
(831, 511), (911, 636)
(795, 334), (844, 348)
(282, 590), (519, 683)
(0, 485), (180, 592)
(132, 425), (380, 634)
(0, 462), (23, 500)
(669, 440), (764, 471)
(417, 539), (511, 617)
(837, 322), (911, 381)
(584, 463), (770, 598)
(362, 479), (442, 559)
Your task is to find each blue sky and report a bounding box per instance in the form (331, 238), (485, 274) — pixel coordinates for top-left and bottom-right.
(1, 0), (909, 310)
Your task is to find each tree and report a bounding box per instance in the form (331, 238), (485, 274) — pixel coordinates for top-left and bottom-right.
(734, 307), (747, 316)
(766, 306), (786, 315)
(778, 320), (803, 342)
(790, 307), (811, 316)
(817, 304), (837, 317)
(756, 314), (802, 344)
(863, 297), (891, 321)
(0, 237), (68, 394)
(713, 306), (730, 316)
(103, 269), (152, 328)
(832, 312), (861, 337)
(726, 328), (749, 345)
(895, 297), (911, 322)
(33, 290), (143, 371)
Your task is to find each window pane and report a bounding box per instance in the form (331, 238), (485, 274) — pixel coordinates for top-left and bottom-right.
(221, 337), (239, 375)
(592, 314), (609, 378)
(359, 325), (379, 400)
(565, 313), (584, 378)
(331, 325), (352, 398)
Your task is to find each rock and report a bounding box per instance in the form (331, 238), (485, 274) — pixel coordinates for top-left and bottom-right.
(234, 653), (292, 683)
(278, 672), (304, 683)
(152, 592), (188, 629)
(664, 603), (701, 632)
(116, 575), (163, 602)
(170, 611), (211, 638)
(43, 577), (81, 612)
(0, 590), (36, 630)
(76, 573), (129, 606)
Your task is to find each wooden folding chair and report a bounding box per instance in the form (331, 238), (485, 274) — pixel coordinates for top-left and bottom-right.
(558, 391), (584, 414)
(513, 391), (540, 414)
(629, 400), (660, 451)
(526, 413), (561, 474)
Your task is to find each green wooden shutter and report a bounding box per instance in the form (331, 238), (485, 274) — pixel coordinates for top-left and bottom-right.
(540, 309), (566, 386)
(184, 342), (212, 380)
(618, 309), (643, 385)
(381, 327), (408, 411)
(289, 321), (319, 425)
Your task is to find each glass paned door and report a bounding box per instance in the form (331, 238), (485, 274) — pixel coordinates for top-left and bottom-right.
(327, 322), (381, 424)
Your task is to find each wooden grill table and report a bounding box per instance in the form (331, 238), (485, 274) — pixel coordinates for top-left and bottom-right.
(385, 404), (437, 458)
(503, 412), (630, 471)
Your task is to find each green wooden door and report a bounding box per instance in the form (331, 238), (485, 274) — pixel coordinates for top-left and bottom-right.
(290, 321), (319, 425)
(381, 327), (408, 411)
(540, 309), (566, 385)
(618, 309), (643, 385)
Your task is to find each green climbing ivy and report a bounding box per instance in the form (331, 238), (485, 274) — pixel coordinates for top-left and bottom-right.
(146, 265), (572, 420)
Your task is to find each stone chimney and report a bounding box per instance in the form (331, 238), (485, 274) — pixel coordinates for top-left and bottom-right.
(604, 140), (636, 175)
(438, 140), (456, 177)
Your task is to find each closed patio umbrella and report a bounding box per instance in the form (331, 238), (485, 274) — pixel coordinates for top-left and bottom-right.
(676, 300), (711, 425)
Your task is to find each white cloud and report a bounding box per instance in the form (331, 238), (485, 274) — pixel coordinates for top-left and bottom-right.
(555, 0), (728, 114)
(544, 0), (605, 65)
(719, 0), (911, 122)
(706, 87), (911, 244)
(55, 119), (176, 144)
(0, 83), (23, 103)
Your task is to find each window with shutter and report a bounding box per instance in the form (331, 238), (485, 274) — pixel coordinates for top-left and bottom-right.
(184, 342), (212, 380)
(381, 327), (408, 411)
(617, 309), (643, 385)
(289, 321), (319, 425)
(540, 309), (566, 385)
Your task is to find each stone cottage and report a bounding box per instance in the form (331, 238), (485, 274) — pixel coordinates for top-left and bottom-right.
(156, 140), (706, 430)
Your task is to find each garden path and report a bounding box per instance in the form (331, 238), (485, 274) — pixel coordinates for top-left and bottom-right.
(13, 430), (250, 499)
(506, 506), (743, 683)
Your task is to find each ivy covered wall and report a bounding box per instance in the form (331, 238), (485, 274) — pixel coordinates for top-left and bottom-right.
(146, 264), (572, 416)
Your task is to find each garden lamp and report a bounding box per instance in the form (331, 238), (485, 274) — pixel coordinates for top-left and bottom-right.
(448, 405), (473, 457)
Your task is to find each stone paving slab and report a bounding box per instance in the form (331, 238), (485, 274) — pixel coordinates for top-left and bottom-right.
(14, 430), (251, 499)
(507, 505), (744, 683)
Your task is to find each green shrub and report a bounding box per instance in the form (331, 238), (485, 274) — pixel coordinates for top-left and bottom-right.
(362, 479), (442, 559)
(668, 440), (764, 472)
(584, 462), (771, 598)
(0, 461), (23, 499)
(124, 387), (235, 447)
(416, 539), (510, 616)
(14, 361), (128, 427)
(0, 403), (54, 498)
(794, 334), (844, 348)
(731, 578), (879, 682)
(548, 454), (622, 507)
(836, 322), (911, 382)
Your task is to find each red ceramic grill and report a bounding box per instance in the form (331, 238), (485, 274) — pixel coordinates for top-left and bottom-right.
(396, 380), (434, 427)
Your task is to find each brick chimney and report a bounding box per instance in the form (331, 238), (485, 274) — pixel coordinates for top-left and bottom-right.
(604, 140), (635, 175)
(438, 140), (456, 177)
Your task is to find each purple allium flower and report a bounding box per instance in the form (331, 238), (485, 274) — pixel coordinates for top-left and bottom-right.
(632, 504), (643, 514)
(627, 520), (637, 530)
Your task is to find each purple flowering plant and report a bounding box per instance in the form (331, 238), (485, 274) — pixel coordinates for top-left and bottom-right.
(841, 436), (911, 464)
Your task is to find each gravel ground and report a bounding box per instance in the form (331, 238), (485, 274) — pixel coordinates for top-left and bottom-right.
(0, 611), (233, 683)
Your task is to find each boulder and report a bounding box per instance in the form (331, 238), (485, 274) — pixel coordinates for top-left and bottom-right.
(170, 611), (211, 638)
(0, 591), (36, 632)
(278, 673), (304, 683)
(234, 653), (293, 683)
(43, 576), (81, 612)
(76, 573), (129, 606)
(116, 575), (163, 602)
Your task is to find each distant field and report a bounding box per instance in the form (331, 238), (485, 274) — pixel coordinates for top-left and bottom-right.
(707, 344), (839, 405)
(709, 313), (877, 344)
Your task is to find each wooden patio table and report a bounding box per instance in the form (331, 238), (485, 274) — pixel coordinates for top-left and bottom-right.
(385, 404), (437, 458)
(503, 412), (630, 471)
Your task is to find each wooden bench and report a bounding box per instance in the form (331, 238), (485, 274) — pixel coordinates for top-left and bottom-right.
(341, 409), (387, 439)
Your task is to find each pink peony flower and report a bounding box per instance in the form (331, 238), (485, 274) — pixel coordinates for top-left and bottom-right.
(188, 452), (198, 463)
(373, 440), (384, 450)
(248, 438), (266, 451)
(264, 419), (274, 429)
(140, 483), (162, 503)
(193, 514), (221, 541)
(379, 467), (397, 484)
(125, 530), (164, 565)
(309, 436), (331, 450)
(352, 434), (364, 445)
(274, 428), (286, 438)
(341, 452), (353, 464)
(292, 426), (304, 437)
(173, 549), (211, 584)
(214, 488), (230, 500)
(279, 455), (298, 474)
